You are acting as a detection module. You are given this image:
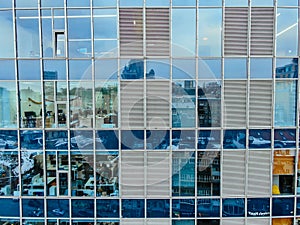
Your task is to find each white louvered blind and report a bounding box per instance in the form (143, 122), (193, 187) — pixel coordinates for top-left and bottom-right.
(224, 80), (247, 127)
(147, 219), (170, 225)
(250, 7), (274, 56)
(119, 8), (143, 57)
(249, 80), (272, 127)
(120, 81), (144, 128)
(121, 151), (144, 197)
(122, 219), (144, 225)
(146, 152), (170, 197)
(247, 218), (270, 225)
(247, 151), (271, 196)
(223, 219), (245, 225)
(146, 81), (170, 128)
(146, 8), (170, 57)
(223, 151), (246, 196)
(224, 7), (248, 56)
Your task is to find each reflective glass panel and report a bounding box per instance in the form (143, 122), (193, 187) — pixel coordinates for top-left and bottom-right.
(147, 199), (170, 218)
(274, 80), (297, 127)
(69, 40), (92, 58)
(22, 199), (44, 217)
(16, 0), (38, 7)
(0, 10), (14, 58)
(198, 8), (222, 57)
(172, 130), (195, 150)
(94, 40), (118, 58)
(119, 0), (143, 6)
(0, 1), (12, 8)
(224, 0), (248, 6)
(173, 0), (196, 6)
(197, 220), (220, 225)
(71, 199), (94, 217)
(0, 130), (18, 149)
(249, 129), (271, 149)
(0, 82), (17, 128)
(16, 10), (40, 58)
(251, 0), (273, 6)
(18, 60), (41, 80)
(277, 0), (298, 6)
(146, 130), (170, 150)
(199, 0), (222, 6)
(197, 199), (220, 217)
(198, 130), (221, 149)
(122, 199), (145, 218)
(250, 58), (273, 78)
(198, 80), (221, 127)
(197, 152), (220, 196)
(223, 130), (246, 149)
(172, 59), (196, 79)
(222, 198), (245, 217)
(42, 16), (53, 58)
(43, 60), (66, 80)
(19, 82), (42, 128)
(69, 81), (93, 128)
(45, 131), (68, 150)
(66, 0), (90, 7)
(224, 58), (247, 79)
(97, 199), (119, 217)
(172, 151), (195, 196)
(173, 220), (195, 225)
(69, 60), (92, 80)
(47, 199), (69, 217)
(172, 80), (196, 128)
(96, 130), (119, 150)
(274, 129), (296, 149)
(0, 199), (20, 216)
(93, 0), (117, 7)
(41, 0), (64, 7)
(94, 9), (117, 39)
(95, 59), (118, 79)
(146, 59), (170, 79)
(172, 9), (196, 57)
(120, 59), (145, 79)
(247, 198), (270, 217)
(95, 81), (118, 128)
(70, 130), (94, 150)
(276, 8), (298, 56)
(146, 0), (170, 6)
(20, 130), (43, 150)
(198, 59), (221, 79)
(121, 130), (144, 149)
(172, 199), (195, 218)
(67, 9), (91, 39)
(272, 198), (294, 216)
(276, 58), (298, 78)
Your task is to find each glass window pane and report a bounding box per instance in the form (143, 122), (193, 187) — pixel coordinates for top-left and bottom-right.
(67, 0), (90, 7)
(274, 129), (296, 149)
(43, 60), (66, 80)
(146, 130), (170, 150)
(224, 58), (247, 79)
(172, 59), (196, 79)
(225, 0), (248, 6)
(146, 59), (170, 79)
(121, 130), (144, 149)
(94, 40), (118, 58)
(16, 10), (40, 58)
(222, 198), (245, 217)
(20, 130), (43, 150)
(96, 130), (119, 149)
(0, 82), (17, 128)
(198, 8), (222, 57)
(0, 199), (19, 217)
(173, 0), (196, 6)
(122, 199), (145, 218)
(272, 198), (294, 216)
(41, 0), (64, 7)
(277, 0), (298, 6)
(199, 0), (222, 6)
(275, 58), (298, 78)
(95, 59), (118, 79)
(0, 1), (12, 8)
(97, 200), (119, 217)
(45, 131), (68, 150)
(249, 129), (271, 149)
(0, 10), (14, 58)
(120, 0), (143, 6)
(251, 0), (273, 6)
(173, 220), (195, 225)
(47, 199), (69, 217)
(22, 199), (44, 217)
(199, 59), (221, 79)
(55, 32), (65, 57)
(172, 9), (196, 57)
(172, 80), (196, 128)
(198, 130), (221, 149)
(197, 152), (220, 196)
(274, 80), (297, 127)
(146, 0), (170, 6)
(172, 151), (195, 196)
(197, 199), (220, 216)
(250, 58), (273, 78)
(18, 60), (41, 80)
(223, 130), (246, 149)
(172, 199), (195, 217)
(197, 220), (220, 225)
(0, 60), (15, 80)
(95, 81), (118, 128)
(16, 0), (38, 7)
(120, 59), (145, 79)
(247, 198), (270, 217)
(72, 199), (94, 217)
(69, 60), (92, 80)
(93, 9), (117, 39)
(93, 0), (117, 7)
(68, 40), (92, 58)
(172, 130), (195, 149)
(276, 8), (298, 56)
(67, 10), (91, 39)
(147, 199), (170, 218)
(70, 130), (93, 150)
(42, 17), (53, 58)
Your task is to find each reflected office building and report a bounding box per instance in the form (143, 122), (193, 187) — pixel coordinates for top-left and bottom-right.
(0, 0), (300, 225)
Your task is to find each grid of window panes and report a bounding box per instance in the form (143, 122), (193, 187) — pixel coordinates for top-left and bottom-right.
(0, 0), (299, 225)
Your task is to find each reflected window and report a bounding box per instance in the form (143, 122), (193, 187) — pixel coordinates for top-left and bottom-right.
(96, 130), (119, 150)
(55, 32), (65, 57)
(274, 80), (297, 127)
(97, 199), (119, 218)
(20, 130), (43, 150)
(22, 199), (44, 217)
(18, 60), (41, 80)
(146, 130), (170, 150)
(197, 199), (220, 217)
(276, 58), (298, 78)
(72, 199), (94, 218)
(197, 152), (220, 196)
(122, 199), (145, 218)
(172, 9), (196, 57)
(0, 82), (17, 128)
(172, 199), (195, 218)
(222, 198), (245, 217)
(198, 59), (221, 79)
(147, 199), (170, 218)
(172, 130), (195, 150)
(249, 129), (271, 149)
(0, 10), (14, 58)
(224, 58), (247, 79)
(43, 60), (66, 80)
(121, 59), (145, 79)
(223, 130), (246, 149)
(47, 199), (69, 217)
(146, 59), (170, 79)
(247, 198), (270, 217)
(198, 130), (221, 150)
(272, 198), (294, 216)
(172, 151), (195, 196)
(121, 130), (144, 149)
(250, 58), (273, 78)
(276, 8), (298, 56)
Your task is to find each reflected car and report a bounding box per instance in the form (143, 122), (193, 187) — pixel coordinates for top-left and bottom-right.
(52, 208), (65, 216)
(248, 136), (271, 148)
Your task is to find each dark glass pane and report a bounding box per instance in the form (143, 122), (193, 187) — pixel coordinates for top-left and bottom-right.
(272, 198), (294, 216)
(22, 199), (44, 217)
(249, 129), (271, 149)
(96, 130), (119, 150)
(20, 130), (43, 150)
(146, 130), (170, 150)
(172, 130), (195, 150)
(222, 198), (245, 217)
(45, 131), (68, 150)
(122, 199), (145, 218)
(71, 199), (94, 218)
(197, 199), (220, 217)
(47, 199), (69, 217)
(198, 130), (221, 150)
(274, 129), (296, 149)
(147, 199), (170, 218)
(247, 198), (270, 217)
(70, 130), (94, 150)
(223, 130), (246, 149)
(121, 130), (144, 149)
(96, 199), (119, 218)
(172, 199), (195, 218)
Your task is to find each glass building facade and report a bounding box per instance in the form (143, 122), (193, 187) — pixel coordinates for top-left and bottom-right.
(0, 0), (299, 225)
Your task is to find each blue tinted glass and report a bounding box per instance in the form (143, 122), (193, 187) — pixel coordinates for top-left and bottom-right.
(16, 0), (38, 7)
(274, 129), (296, 148)
(224, 58), (247, 79)
(199, 59), (221, 79)
(172, 59), (196, 79)
(121, 130), (144, 149)
(120, 0), (143, 6)
(146, 59), (170, 79)
(72, 199), (94, 218)
(274, 80), (297, 127)
(42, 17), (53, 58)
(172, 9), (196, 57)
(278, 0), (298, 6)
(94, 10), (117, 39)
(272, 198), (294, 216)
(251, 0), (273, 6)
(0, 1), (12, 8)
(43, 60), (66, 80)
(147, 199), (170, 218)
(18, 60), (41, 80)
(247, 198), (270, 217)
(67, 10), (91, 39)
(20, 130), (43, 150)
(297, 198), (300, 215)
(94, 40), (118, 58)
(197, 220), (220, 225)
(0, 130), (18, 149)
(68, 40), (92, 58)
(121, 59), (145, 79)
(93, 0), (117, 7)
(67, 0), (90, 7)
(97, 199), (119, 218)
(225, 0), (248, 6)
(69, 60), (92, 80)
(172, 152), (195, 196)
(172, 199), (195, 218)
(70, 130), (93, 150)
(0, 82), (17, 128)
(173, 0), (196, 6)
(0, 199), (20, 217)
(146, 0), (170, 6)
(276, 58), (298, 78)
(47, 199), (69, 217)
(0, 60), (15, 80)
(276, 8), (298, 56)
(250, 58), (273, 78)
(222, 198), (245, 217)
(96, 131), (119, 150)
(172, 220), (195, 225)
(198, 130), (221, 149)
(95, 59), (118, 79)
(122, 199), (145, 218)
(46, 131), (68, 150)
(172, 130), (195, 149)
(22, 199), (44, 217)
(0, 10), (14, 58)
(146, 130), (170, 150)
(223, 130), (246, 149)
(41, 0), (64, 7)
(249, 129), (271, 149)
(199, 0), (222, 6)
(197, 199), (220, 217)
